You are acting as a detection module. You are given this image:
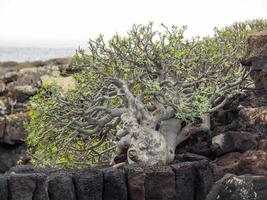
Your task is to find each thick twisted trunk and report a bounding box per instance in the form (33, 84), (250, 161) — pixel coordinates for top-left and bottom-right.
(116, 110), (183, 165)
(114, 81), (211, 165)
(115, 112), (211, 165)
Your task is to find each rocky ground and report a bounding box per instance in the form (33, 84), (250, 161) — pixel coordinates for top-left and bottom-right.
(0, 57), (73, 173)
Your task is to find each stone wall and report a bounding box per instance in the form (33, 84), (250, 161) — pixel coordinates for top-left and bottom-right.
(0, 162), (215, 200)
(1, 162), (267, 200)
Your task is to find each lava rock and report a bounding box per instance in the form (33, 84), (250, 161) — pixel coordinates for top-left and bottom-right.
(0, 143), (26, 173)
(103, 170), (127, 200)
(125, 164), (146, 200)
(205, 174), (267, 200)
(237, 150), (267, 176)
(0, 80), (6, 94)
(171, 162), (195, 200)
(73, 169), (103, 200)
(171, 160), (214, 200)
(212, 131), (258, 156)
(8, 173), (36, 200)
(125, 164), (176, 200)
(259, 139), (267, 152)
(7, 85), (38, 102)
(48, 172), (76, 200)
(241, 30), (267, 90)
(214, 152), (243, 176)
(145, 165), (176, 200)
(33, 173), (49, 200)
(4, 112), (29, 145)
(0, 175), (8, 200)
(174, 152), (209, 162)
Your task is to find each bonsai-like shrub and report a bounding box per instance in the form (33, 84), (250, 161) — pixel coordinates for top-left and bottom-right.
(27, 19), (267, 167)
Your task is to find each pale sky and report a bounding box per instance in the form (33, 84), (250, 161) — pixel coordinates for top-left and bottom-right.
(0, 0), (266, 48)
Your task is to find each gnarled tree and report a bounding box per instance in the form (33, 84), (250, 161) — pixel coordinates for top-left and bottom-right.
(27, 20), (267, 167)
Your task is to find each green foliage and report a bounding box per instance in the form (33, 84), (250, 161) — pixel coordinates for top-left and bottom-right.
(27, 19), (267, 168)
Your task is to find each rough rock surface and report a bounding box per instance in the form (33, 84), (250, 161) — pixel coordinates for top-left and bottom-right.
(48, 172), (76, 200)
(126, 164), (176, 200)
(171, 161), (214, 200)
(205, 174), (267, 200)
(0, 58), (72, 173)
(241, 30), (267, 90)
(73, 169), (103, 200)
(102, 170), (127, 200)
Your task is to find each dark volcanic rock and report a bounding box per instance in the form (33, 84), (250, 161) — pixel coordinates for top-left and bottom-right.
(212, 131), (258, 156)
(205, 174), (267, 200)
(7, 85), (38, 102)
(144, 166), (176, 200)
(4, 112), (29, 145)
(174, 152), (209, 162)
(125, 164), (145, 200)
(0, 143), (26, 174)
(8, 173), (36, 200)
(171, 161), (214, 200)
(0, 175), (8, 200)
(126, 164), (176, 200)
(5, 164), (39, 174)
(103, 170), (127, 200)
(194, 161), (215, 200)
(73, 169), (103, 200)
(241, 30), (267, 90)
(171, 162), (195, 200)
(48, 172), (76, 200)
(33, 173), (49, 200)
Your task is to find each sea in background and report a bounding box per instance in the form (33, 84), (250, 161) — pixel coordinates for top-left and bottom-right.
(0, 47), (75, 62)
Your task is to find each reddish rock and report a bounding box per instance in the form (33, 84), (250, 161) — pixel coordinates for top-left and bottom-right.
(237, 150), (267, 176)
(145, 166), (176, 200)
(126, 164), (176, 200)
(215, 152), (244, 175)
(215, 151), (267, 176)
(4, 112), (29, 144)
(126, 165), (146, 200)
(0, 80), (6, 94)
(241, 30), (267, 90)
(242, 30), (267, 67)
(239, 106), (267, 125)
(259, 139), (267, 152)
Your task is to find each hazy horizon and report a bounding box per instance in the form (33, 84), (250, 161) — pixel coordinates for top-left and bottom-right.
(0, 0), (266, 49)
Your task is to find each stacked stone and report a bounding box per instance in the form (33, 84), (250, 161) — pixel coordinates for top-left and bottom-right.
(0, 162), (266, 200)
